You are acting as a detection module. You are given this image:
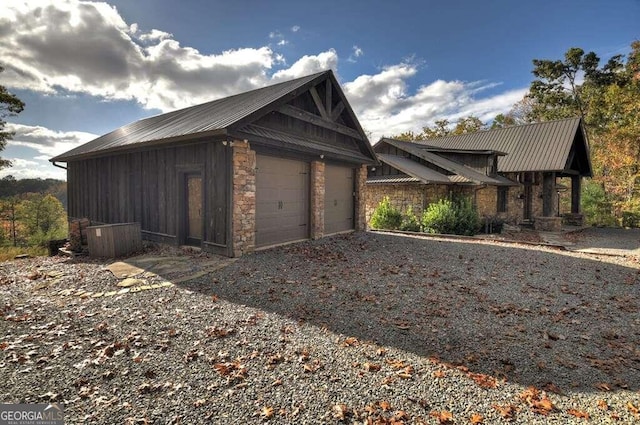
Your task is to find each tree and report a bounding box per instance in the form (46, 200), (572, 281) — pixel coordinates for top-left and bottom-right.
(16, 194), (67, 246)
(392, 116), (486, 140)
(0, 65), (25, 169)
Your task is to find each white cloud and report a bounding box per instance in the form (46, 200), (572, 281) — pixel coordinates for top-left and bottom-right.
(277, 39), (288, 46)
(271, 50), (338, 81)
(138, 29), (173, 42)
(5, 123), (97, 159)
(347, 45), (364, 63)
(0, 1), (281, 111)
(0, 123), (97, 179)
(343, 63), (527, 141)
(0, 0), (526, 157)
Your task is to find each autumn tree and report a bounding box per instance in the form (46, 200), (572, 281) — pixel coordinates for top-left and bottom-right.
(0, 65), (25, 169)
(393, 116), (486, 140)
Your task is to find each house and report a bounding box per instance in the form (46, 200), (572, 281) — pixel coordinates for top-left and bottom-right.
(50, 71), (377, 257)
(366, 117), (592, 231)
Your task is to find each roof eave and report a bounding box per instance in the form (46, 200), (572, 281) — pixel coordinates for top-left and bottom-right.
(50, 128), (228, 163)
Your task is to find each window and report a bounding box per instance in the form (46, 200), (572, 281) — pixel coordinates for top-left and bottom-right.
(497, 187), (508, 213)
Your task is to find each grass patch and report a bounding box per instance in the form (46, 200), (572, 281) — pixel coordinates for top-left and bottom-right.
(0, 245), (48, 262)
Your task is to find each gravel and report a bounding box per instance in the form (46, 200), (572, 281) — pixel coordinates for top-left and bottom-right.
(1, 232), (639, 424)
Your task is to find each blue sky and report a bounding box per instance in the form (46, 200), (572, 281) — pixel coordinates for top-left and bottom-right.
(1, 0), (638, 180)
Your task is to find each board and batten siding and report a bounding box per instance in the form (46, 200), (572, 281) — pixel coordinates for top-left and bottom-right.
(67, 141), (230, 254)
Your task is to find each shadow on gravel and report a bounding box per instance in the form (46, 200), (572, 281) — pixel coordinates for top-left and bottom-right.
(571, 227), (640, 252)
(180, 232), (640, 394)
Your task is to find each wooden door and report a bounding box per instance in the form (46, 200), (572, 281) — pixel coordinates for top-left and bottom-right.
(186, 174), (202, 245)
(324, 164), (354, 234)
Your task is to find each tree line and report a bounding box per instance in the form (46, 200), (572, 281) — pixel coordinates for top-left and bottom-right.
(393, 41), (640, 226)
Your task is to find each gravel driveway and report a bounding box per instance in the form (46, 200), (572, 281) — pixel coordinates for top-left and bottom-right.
(1, 232), (639, 424)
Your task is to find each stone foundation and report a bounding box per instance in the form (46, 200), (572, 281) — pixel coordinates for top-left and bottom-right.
(563, 213), (584, 226)
(534, 216), (562, 232)
(355, 165), (367, 231)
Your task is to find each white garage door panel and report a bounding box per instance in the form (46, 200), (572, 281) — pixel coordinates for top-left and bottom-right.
(256, 155), (309, 247)
(325, 164), (354, 234)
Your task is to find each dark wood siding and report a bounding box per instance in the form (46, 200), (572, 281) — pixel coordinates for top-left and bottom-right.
(67, 141), (230, 255)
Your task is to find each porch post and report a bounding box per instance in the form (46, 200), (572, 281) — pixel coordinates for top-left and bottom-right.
(571, 175), (581, 214)
(542, 172), (557, 217)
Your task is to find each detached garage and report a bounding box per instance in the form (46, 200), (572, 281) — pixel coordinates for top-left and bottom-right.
(50, 70), (377, 257)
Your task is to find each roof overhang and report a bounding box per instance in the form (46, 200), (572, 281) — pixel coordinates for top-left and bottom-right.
(50, 129), (228, 163)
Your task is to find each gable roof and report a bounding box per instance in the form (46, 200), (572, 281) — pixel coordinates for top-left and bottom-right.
(51, 71), (376, 163)
(373, 138), (516, 186)
(410, 117), (592, 176)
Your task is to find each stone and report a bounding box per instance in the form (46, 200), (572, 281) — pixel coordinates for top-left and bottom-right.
(106, 262), (145, 279)
(117, 278), (144, 288)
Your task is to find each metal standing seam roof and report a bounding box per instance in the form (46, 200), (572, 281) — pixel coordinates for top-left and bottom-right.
(380, 139), (516, 186)
(410, 117), (585, 173)
(51, 71), (332, 162)
(375, 154), (452, 184)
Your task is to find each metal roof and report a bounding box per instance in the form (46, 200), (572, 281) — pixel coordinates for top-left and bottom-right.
(367, 175), (421, 184)
(376, 154), (452, 184)
(408, 117), (590, 174)
(51, 71), (352, 162)
(380, 139), (516, 186)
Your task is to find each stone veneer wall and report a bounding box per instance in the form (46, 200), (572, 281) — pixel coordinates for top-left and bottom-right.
(231, 140), (256, 257)
(310, 161), (325, 239)
(365, 183), (449, 226)
(355, 165), (368, 231)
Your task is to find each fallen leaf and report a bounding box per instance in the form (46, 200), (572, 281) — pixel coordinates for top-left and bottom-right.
(470, 413), (484, 424)
(468, 372), (497, 389)
(379, 401), (391, 411)
(567, 409), (590, 419)
(342, 337), (359, 347)
(363, 362), (381, 372)
(433, 370), (446, 378)
(595, 382), (612, 391)
(628, 402), (639, 417)
(333, 404), (349, 420)
(597, 399), (609, 411)
(493, 404), (517, 419)
(260, 406), (274, 418)
(429, 410), (454, 424)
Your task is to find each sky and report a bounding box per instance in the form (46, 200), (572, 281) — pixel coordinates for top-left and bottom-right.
(0, 0), (638, 180)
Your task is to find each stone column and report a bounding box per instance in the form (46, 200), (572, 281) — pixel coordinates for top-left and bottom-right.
(355, 165), (368, 231)
(571, 175), (581, 214)
(310, 161), (325, 239)
(231, 140), (256, 257)
(542, 172), (557, 217)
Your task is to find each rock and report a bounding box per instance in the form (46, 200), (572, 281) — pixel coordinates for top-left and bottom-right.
(117, 278), (144, 288)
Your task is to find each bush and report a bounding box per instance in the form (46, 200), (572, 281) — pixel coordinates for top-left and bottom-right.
(422, 197), (480, 235)
(370, 197), (402, 230)
(422, 199), (457, 234)
(582, 180), (617, 227)
(454, 196), (480, 235)
(400, 206), (421, 232)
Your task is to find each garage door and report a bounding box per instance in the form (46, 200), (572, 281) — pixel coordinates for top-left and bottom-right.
(324, 164), (354, 234)
(256, 155), (309, 247)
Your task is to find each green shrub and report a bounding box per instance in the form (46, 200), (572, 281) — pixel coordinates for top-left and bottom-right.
(422, 197), (480, 235)
(400, 206), (421, 232)
(454, 196), (480, 235)
(370, 197), (402, 230)
(422, 198), (457, 234)
(582, 180), (617, 227)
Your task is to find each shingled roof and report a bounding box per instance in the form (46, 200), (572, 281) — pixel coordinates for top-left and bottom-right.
(414, 117), (592, 176)
(51, 71), (375, 163)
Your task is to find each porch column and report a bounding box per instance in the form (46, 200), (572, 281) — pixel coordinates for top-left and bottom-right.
(310, 161), (325, 239)
(571, 175), (581, 214)
(542, 172), (557, 217)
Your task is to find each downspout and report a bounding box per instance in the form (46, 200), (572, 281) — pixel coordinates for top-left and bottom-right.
(52, 161), (67, 170)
